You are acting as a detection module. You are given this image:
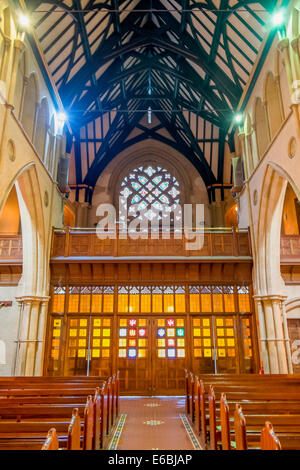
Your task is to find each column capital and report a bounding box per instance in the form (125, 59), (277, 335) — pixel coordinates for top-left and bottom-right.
(277, 37), (290, 52)
(253, 294), (287, 302)
(291, 37), (300, 52)
(13, 38), (25, 52)
(15, 296), (50, 305)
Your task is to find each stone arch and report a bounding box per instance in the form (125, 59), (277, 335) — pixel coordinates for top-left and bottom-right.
(264, 72), (284, 140)
(34, 97), (49, 160)
(21, 73), (39, 141)
(254, 97), (270, 160)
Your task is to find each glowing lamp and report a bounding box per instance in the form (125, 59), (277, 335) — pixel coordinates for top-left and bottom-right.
(18, 13), (30, 28)
(272, 10), (285, 27)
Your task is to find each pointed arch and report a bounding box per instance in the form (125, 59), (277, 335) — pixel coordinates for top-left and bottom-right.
(265, 72), (284, 139)
(21, 73), (38, 141)
(34, 97), (49, 160)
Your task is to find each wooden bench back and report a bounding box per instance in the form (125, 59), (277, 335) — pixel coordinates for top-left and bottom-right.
(67, 408), (81, 450)
(41, 428), (59, 450)
(83, 395), (94, 450)
(220, 393), (231, 450)
(260, 422), (282, 450)
(234, 404), (247, 450)
(199, 379), (207, 444)
(208, 385), (218, 450)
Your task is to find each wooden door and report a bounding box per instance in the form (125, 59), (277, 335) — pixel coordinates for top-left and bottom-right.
(152, 316), (187, 394)
(63, 316), (113, 376)
(117, 317), (152, 393)
(213, 315), (238, 373)
(191, 316), (216, 373)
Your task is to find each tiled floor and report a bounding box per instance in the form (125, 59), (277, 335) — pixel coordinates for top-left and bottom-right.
(110, 396), (201, 450)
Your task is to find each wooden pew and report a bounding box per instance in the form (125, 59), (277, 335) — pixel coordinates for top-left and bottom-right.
(234, 405), (247, 450)
(41, 428), (59, 450)
(67, 408), (81, 450)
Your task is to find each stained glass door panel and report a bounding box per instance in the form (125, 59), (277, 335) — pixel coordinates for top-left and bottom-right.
(89, 317), (113, 377)
(214, 316), (238, 373)
(117, 317), (152, 393)
(153, 317), (186, 393)
(64, 317), (90, 375)
(191, 317), (215, 374)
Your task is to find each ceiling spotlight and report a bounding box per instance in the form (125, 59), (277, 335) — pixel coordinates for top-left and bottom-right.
(18, 13), (30, 28)
(234, 113), (243, 125)
(57, 111), (67, 123)
(272, 10), (285, 27)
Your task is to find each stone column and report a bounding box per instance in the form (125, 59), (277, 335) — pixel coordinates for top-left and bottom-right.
(0, 36), (11, 84)
(262, 297), (280, 374)
(7, 39), (24, 107)
(254, 297), (270, 373)
(34, 299), (50, 376)
(271, 297), (289, 374)
(237, 131), (249, 180)
(291, 37), (300, 81)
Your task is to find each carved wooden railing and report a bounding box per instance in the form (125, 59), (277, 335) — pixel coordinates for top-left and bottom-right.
(0, 235), (22, 260)
(281, 235), (300, 262)
(51, 227), (252, 259)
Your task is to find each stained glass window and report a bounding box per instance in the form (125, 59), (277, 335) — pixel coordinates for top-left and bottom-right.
(156, 318), (185, 358)
(119, 166), (181, 225)
(118, 318), (148, 358)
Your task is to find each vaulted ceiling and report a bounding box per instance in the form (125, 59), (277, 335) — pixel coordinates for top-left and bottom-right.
(20, 0), (282, 195)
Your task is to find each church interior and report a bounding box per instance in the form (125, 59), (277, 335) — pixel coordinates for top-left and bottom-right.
(1, 0), (300, 452)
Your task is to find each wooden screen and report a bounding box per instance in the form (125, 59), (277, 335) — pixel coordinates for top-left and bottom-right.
(45, 283), (257, 388)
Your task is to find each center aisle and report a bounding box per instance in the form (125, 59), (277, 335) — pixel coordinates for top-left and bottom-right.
(109, 396), (202, 450)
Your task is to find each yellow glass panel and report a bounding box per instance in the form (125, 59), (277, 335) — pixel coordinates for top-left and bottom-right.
(52, 339), (60, 347)
(177, 319), (184, 327)
(141, 294), (151, 313)
(69, 329), (77, 337)
(177, 349), (185, 357)
(164, 294), (174, 313)
(218, 349), (226, 357)
(153, 294), (162, 313)
(102, 349), (110, 357)
(53, 329), (61, 337)
(80, 295), (90, 313)
(92, 349), (100, 357)
(158, 339), (165, 347)
(119, 349), (126, 357)
(167, 328), (175, 337)
(120, 319), (127, 327)
(228, 349), (236, 357)
(216, 319), (224, 326)
(158, 349), (166, 358)
(203, 339), (211, 347)
(238, 294), (250, 312)
(224, 294), (235, 312)
(201, 294), (212, 312)
(93, 319), (101, 327)
(203, 319), (210, 327)
(213, 294), (223, 312)
(218, 338), (225, 346)
(80, 319), (87, 327)
(139, 339), (146, 347)
(118, 294), (128, 313)
(217, 328), (224, 337)
(70, 319), (78, 327)
(93, 329), (101, 337)
(175, 294), (185, 312)
(68, 294), (79, 313)
(194, 339), (202, 347)
(103, 328), (110, 337)
(190, 294), (200, 313)
(51, 350), (59, 359)
(226, 328), (234, 337)
(194, 349), (202, 357)
(158, 319), (165, 327)
(203, 329), (210, 337)
(139, 319), (146, 327)
(52, 294), (65, 313)
(177, 339), (185, 347)
(102, 339), (110, 347)
(78, 339), (86, 347)
(193, 328), (201, 337)
(91, 294), (102, 313)
(227, 338), (235, 347)
(53, 319), (61, 327)
(103, 294), (114, 312)
(103, 318), (111, 326)
(193, 318), (201, 327)
(93, 339), (100, 347)
(78, 349), (86, 357)
(68, 349), (76, 357)
(129, 339), (136, 347)
(79, 329), (87, 337)
(138, 349), (146, 358)
(204, 349), (212, 357)
(119, 339), (126, 347)
(129, 294), (139, 313)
